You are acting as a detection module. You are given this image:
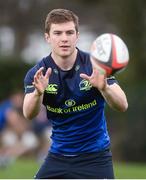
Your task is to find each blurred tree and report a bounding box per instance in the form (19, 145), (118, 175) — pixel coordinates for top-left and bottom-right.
(107, 0), (146, 81)
(0, 57), (33, 101)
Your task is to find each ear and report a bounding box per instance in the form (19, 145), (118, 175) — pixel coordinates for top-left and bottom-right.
(75, 31), (79, 44)
(77, 31), (79, 40)
(44, 33), (50, 43)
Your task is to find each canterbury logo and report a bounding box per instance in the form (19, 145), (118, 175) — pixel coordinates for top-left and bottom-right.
(45, 84), (58, 94)
(79, 79), (92, 91)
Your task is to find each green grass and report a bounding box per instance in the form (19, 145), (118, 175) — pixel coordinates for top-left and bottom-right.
(0, 158), (39, 179)
(0, 158), (146, 179)
(114, 162), (146, 179)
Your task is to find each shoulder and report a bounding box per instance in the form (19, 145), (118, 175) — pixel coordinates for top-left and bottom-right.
(78, 49), (90, 61)
(24, 55), (51, 93)
(24, 55), (51, 81)
(77, 49), (92, 75)
(77, 49), (91, 66)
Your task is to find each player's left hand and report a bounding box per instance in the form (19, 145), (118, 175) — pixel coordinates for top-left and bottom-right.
(80, 68), (107, 91)
(80, 58), (107, 91)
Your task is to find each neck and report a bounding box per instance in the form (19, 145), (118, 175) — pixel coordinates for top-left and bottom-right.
(51, 49), (78, 71)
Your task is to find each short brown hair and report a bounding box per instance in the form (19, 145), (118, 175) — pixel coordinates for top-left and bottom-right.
(45, 9), (79, 34)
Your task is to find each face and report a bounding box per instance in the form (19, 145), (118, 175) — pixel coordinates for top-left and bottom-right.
(45, 21), (79, 58)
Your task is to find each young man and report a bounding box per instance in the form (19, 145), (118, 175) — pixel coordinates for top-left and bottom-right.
(23, 9), (128, 179)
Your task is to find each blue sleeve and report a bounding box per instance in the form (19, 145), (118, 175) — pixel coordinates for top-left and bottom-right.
(24, 59), (48, 94)
(24, 65), (38, 94)
(106, 76), (118, 85)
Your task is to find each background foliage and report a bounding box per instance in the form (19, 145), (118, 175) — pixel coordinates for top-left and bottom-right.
(0, 57), (32, 101)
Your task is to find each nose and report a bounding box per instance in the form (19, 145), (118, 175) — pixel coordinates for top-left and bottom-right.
(61, 33), (68, 42)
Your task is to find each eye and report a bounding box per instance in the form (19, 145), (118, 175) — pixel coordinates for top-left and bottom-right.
(53, 31), (61, 35)
(66, 31), (75, 35)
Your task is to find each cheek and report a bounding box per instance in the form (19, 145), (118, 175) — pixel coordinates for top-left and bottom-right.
(49, 38), (58, 46)
(72, 37), (78, 46)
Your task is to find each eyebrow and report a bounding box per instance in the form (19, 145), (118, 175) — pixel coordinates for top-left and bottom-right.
(53, 29), (76, 33)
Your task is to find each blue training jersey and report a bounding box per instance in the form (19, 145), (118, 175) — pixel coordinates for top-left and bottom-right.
(0, 100), (12, 131)
(24, 49), (117, 155)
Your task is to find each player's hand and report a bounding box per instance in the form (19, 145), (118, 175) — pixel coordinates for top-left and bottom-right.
(33, 67), (52, 96)
(80, 58), (107, 91)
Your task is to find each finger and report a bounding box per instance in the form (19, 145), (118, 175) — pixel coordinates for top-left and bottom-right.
(91, 57), (106, 75)
(80, 73), (90, 81)
(45, 68), (52, 79)
(93, 67), (106, 76)
(32, 81), (36, 87)
(32, 81), (37, 89)
(38, 67), (44, 72)
(33, 75), (39, 84)
(35, 67), (44, 78)
(32, 82), (42, 95)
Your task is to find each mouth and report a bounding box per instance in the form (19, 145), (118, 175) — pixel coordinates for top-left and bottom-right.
(60, 45), (70, 49)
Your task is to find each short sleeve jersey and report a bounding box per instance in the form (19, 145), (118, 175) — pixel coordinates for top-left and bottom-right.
(24, 49), (117, 155)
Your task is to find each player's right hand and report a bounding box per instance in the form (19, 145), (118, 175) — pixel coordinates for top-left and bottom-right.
(33, 67), (52, 96)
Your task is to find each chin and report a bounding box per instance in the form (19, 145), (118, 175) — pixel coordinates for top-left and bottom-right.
(60, 52), (71, 57)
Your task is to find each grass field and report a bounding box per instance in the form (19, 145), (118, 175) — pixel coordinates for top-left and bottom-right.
(0, 158), (146, 179)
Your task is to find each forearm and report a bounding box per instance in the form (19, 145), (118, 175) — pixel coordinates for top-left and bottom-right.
(23, 90), (43, 120)
(100, 83), (128, 112)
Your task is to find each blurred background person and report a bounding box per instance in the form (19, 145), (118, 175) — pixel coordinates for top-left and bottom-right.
(0, 91), (39, 168)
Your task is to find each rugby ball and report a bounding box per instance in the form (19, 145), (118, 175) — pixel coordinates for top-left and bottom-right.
(90, 33), (129, 76)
